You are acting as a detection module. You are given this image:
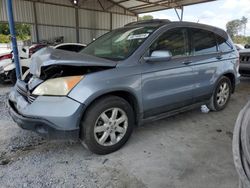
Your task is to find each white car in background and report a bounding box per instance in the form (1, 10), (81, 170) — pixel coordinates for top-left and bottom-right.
(0, 46), (30, 84)
(0, 43), (86, 84)
(234, 43), (245, 51)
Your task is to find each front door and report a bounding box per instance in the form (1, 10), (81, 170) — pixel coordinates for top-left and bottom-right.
(141, 28), (194, 118)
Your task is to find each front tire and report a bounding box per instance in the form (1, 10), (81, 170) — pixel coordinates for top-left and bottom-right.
(208, 76), (232, 111)
(9, 67), (29, 84)
(9, 70), (16, 84)
(80, 95), (134, 155)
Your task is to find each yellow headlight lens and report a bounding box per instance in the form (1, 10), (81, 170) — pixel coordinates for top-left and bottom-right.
(33, 76), (83, 96)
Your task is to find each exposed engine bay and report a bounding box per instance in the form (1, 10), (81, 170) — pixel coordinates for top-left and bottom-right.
(39, 65), (110, 80)
(24, 65), (113, 92)
(23, 47), (117, 92)
(25, 65), (111, 82)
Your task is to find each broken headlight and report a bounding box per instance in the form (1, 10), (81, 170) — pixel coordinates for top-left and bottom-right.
(32, 76), (83, 96)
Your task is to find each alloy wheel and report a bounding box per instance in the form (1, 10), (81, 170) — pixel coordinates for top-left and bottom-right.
(216, 82), (230, 107)
(94, 108), (128, 146)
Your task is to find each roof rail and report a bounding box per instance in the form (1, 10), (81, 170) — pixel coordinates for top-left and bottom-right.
(124, 19), (171, 27)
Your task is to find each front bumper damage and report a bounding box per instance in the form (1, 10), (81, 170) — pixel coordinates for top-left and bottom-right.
(8, 79), (85, 139)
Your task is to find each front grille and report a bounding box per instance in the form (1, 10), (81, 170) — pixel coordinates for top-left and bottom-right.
(16, 80), (37, 103)
(0, 66), (4, 73)
(27, 95), (36, 103)
(16, 85), (27, 96)
(240, 55), (250, 63)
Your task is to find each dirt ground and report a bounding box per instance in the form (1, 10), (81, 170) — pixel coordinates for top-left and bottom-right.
(0, 78), (250, 188)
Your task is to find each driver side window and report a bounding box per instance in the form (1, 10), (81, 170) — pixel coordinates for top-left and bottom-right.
(149, 28), (188, 58)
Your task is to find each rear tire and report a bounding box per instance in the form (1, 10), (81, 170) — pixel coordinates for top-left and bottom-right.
(208, 76), (232, 111)
(80, 95), (134, 155)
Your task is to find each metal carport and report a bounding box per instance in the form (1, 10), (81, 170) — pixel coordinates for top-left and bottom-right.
(1, 0), (215, 78)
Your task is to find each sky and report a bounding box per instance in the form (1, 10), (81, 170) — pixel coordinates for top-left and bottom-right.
(140, 0), (250, 36)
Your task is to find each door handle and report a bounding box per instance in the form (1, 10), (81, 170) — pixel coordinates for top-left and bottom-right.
(216, 55), (223, 60)
(216, 51), (223, 60)
(183, 60), (193, 65)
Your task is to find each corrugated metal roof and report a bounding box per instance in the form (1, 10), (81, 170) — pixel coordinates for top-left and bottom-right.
(109, 0), (216, 14)
(2, 0), (216, 43)
(24, 0), (216, 15)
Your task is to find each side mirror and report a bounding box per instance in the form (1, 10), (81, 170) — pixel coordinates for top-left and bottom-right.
(144, 50), (172, 62)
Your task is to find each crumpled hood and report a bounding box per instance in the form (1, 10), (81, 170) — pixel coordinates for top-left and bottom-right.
(29, 47), (117, 77)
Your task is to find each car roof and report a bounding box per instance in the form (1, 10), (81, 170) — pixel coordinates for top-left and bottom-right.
(124, 19), (171, 27)
(124, 19), (228, 40)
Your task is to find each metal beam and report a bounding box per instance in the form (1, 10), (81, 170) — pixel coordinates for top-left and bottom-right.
(129, 0), (183, 11)
(110, 12), (113, 31)
(6, 0), (21, 80)
(32, 1), (39, 42)
(174, 6), (184, 21)
(105, 0), (131, 13)
(133, 0), (216, 13)
(181, 6), (184, 20)
(23, 0), (136, 16)
(23, 0), (216, 15)
(75, 7), (80, 42)
(97, 0), (105, 10)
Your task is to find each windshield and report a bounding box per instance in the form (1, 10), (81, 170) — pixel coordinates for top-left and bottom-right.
(81, 26), (158, 61)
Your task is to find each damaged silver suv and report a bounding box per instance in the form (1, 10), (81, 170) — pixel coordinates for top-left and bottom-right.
(9, 20), (240, 154)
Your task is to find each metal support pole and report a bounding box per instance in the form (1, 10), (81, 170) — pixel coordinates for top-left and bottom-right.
(174, 8), (181, 21)
(174, 6), (184, 21)
(181, 6), (184, 21)
(6, 0), (21, 79)
(75, 7), (80, 43)
(110, 12), (112, 31)
(33, 1), (39, 43)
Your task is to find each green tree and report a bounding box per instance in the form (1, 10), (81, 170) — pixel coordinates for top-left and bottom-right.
(0, 23), (10, 35)
(234, 36), (248, 44)
(0, 23), (31, 42)
(241, 16), (248, 36)
(226, 19), (242, 38)
(15, 24), (31, 39)
(139, 15), (153, 21)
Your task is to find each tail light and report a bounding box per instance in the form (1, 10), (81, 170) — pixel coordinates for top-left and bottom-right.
(29, 44), (47, 58)
(0, 53), (12, 61)
(29, 49), (34, 58)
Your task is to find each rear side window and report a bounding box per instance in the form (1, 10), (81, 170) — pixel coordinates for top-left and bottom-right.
(216, 35), (232, 52)
(191, 28), (217, 55)
(149, 28), (188, 57)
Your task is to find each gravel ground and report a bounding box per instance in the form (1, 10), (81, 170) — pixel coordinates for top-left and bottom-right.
(1, 78), (250, 188)
(0, 84), (11, 121)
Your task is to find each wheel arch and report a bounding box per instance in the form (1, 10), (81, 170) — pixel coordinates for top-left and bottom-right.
(81, 90), (141, 127)
(223, 72), (236, 93)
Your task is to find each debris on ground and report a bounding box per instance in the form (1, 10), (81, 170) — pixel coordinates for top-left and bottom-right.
(201, 105), (210, 113)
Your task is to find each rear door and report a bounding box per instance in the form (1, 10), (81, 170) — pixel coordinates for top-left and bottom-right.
(141, 28), (195, 118)
(188, 28), (221, 102)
